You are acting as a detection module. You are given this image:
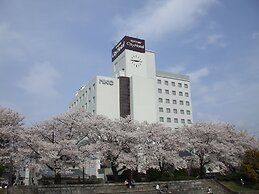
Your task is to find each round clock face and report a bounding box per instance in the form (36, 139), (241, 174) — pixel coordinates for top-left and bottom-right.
(131, 55), (142, 67)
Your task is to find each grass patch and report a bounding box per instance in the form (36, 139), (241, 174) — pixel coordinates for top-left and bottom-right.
(220, 181), (259, 192)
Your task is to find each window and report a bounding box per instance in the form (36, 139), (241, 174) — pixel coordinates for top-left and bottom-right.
(173, 109), (177, 114)
(186, 101), (190, 106)
(173, 100), (177, 104)
(187, 119), (192, 124)
(93, 110), (95, 114)
(180, 100), (184, 105)
(165, 89), (169, 94)
(181, 119), (185, 124)
(93, 96), (95, 103)
(82, 93), (85, 97)
(179, 91), (183, 96)
(171, 82), (175, 86)
(180, 109), (184, 114)
(174, 118), (178, 123)
(85, 103), (87, 108)
(89, 99), (91, 104)
(158, 88), (162, 93)
(93, 83), (95, 90)
(158, 98), (163, 103)
(157, 79), (161, 84)
(172, 90), (176, 95)
(186, 110), (191, 115)
(159, 117), (164, 122)
(167, 117), (171, 122)
(164, 80), (169, 85)
(159, 107), (163, 112)
(166, 99), (170, 103)
(89, 87), (91, 92)
(178, 83), (182, 87)
(184, 84), (188, 88)
(185, 92), (189, 97)
(166, 108), (171, 113)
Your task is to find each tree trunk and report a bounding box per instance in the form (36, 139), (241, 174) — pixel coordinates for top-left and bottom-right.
(159, 161), (164, 173)
(14, 169), (20, 185)
(111, 162), (118, 175)
(199, 157), (205, 179)
(83, 166), (85, 182)
(54, 172), (61, 184)
(8, 156), (14, 186)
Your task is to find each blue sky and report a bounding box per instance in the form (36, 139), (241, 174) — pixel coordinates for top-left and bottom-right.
(0, 0), (259, 137)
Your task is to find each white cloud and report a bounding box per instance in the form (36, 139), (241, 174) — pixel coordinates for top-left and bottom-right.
(18, 61), (60, 99)
(196, 111), (221, 122)
(115, 0), (218, 40)
(0, 23), (25, 60)
(167, 64), (186, 73)
(188, 67), (209, 83)
(252, 32), (259, 39)
(182, 33), (202, 44)
(207, 34), (226, 47)
(198, 33), (226, 49)
(189, 62), (259, 137)
(0, 23), (20, 42)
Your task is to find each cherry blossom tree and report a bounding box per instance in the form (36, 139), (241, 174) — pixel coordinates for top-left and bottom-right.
(176, 123), (259, 178)
(12, 105), (258, 184)
(75, 114), (120, 176)
(0, 107), (24, 184)
(19, 109), (93, 184)
(17, 110), (138, 183)
(19, 109), (136, 183)
(95, 116), (140, 176)
(86, 118), (186, 176)
(136, 122), (186, 173)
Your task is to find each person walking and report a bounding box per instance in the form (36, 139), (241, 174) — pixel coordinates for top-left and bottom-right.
(207, 186), (213, 194)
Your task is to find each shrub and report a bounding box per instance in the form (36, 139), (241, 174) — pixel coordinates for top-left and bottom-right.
(146, 168), (162, 181)
(240, 149), (259, 184)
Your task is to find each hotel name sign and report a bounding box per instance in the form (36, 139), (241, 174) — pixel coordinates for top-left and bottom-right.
(99, 79), (114, 86)
(112, 36), (145, 61)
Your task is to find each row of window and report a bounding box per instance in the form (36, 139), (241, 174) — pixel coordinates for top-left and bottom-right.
(158, 98), (190, 106)
(158, 107), (191, 115)
(159, 117), (192, 124)
(70, 96), (96, 109)
(82, 106), (95, 114)
(75, 83), (96, 102)
(158, 89), (189, 97)
(70, 103), (96, 115)
(157, 79), (188, 88)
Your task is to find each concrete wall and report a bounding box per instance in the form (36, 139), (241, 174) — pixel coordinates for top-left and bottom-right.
(96, 76), (120, 119)
(145, 51), (156, 79)
(5, 179), (243, 194)
(130, 76), (157, 123)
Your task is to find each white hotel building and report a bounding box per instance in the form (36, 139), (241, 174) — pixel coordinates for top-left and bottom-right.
(69, 36), (193, 129)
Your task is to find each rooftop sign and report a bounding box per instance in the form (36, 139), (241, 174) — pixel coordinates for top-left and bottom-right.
(112, 36), (145, 61)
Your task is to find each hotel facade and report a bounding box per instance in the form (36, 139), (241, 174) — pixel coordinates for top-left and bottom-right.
(69, 36), (193, 129)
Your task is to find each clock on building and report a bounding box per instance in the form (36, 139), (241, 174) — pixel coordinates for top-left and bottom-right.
(130, 55), (142, 67)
